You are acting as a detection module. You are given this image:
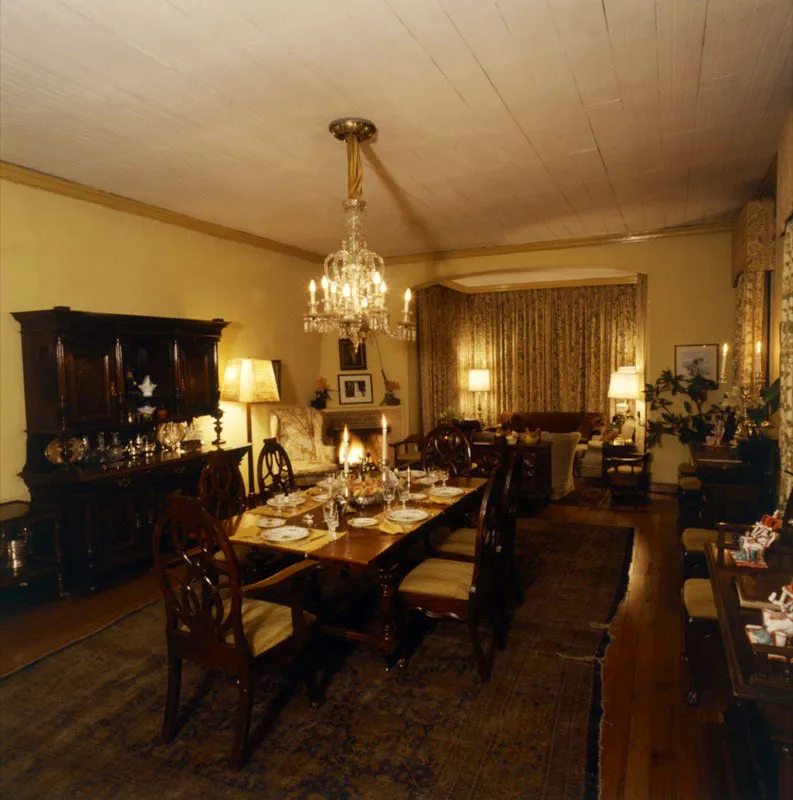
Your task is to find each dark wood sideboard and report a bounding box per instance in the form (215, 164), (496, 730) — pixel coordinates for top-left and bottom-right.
(11, 307), (247, 590)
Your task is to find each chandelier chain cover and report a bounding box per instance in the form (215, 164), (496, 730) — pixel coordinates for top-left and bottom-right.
(304, 118), (415, 350)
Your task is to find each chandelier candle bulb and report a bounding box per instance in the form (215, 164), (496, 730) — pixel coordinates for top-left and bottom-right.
(755, 340), (762, 373)
(309, 279), (316, 308)
(403, 288), (411, 314)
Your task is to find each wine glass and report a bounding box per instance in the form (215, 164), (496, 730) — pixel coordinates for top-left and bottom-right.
(322, 499), (339, 539)
(397, 478), (410, 511)
(382, 472), (397, 511)
(439, 469), (450, 487)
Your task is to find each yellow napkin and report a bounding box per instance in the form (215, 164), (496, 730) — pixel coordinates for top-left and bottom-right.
(378, 519), (408, 535)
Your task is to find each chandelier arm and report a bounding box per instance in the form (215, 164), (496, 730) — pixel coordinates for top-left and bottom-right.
(345, 134), (363, 200)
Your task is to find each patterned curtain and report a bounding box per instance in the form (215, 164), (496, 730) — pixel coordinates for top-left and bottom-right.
(417, 281), (640, 432)
(732, 272), (768, 390)
(780, 224), (793, 506)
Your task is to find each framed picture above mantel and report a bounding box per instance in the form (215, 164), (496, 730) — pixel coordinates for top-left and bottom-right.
(339, 338), (367, 371)
(338, 373), (373, 405)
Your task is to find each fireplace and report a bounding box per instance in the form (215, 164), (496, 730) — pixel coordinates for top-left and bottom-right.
(321, 409), (402, 467)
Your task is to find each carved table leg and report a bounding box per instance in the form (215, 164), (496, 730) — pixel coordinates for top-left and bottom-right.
(776, 742), (793, 800)
(376, 566), (399, 668)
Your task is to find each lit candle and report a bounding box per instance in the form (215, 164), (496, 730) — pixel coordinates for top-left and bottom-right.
(381, 414), (387, 466)
(343, 425), (350, 478)
(309, 279), (316, 305)
(373, 271), (381, 287)
(755, 340), (762, 373)
(720, 343), (728, 383)
(321, 274), (329, 301)
(403, 287), (412, 314)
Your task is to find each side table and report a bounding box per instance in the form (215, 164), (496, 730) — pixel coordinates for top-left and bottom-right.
(0, 501), (64, 598)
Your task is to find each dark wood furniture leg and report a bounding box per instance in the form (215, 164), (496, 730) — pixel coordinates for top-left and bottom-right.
(377, 566), (400, 666)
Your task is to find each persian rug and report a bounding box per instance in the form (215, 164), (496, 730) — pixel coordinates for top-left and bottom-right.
(0, 518), (633, 800)
(556, 478), (612, 509)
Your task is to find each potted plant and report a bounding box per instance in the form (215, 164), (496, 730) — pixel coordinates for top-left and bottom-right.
(644, 369), (723, 448)
(310, 377), (333, 410)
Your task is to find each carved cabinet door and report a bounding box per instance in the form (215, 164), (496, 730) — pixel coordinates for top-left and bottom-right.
(173, 336), (219, 417)
(60, 336), (122, 425)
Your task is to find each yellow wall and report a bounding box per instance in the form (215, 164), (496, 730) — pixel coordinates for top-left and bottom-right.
(361, 230), (735, 485)
(0, 179), (321, 501)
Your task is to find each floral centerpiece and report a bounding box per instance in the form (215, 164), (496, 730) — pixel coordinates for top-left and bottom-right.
(310, 377), (333, 410)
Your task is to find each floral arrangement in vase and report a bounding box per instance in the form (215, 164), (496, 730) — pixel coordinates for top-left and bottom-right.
(310, 377), (333, 410)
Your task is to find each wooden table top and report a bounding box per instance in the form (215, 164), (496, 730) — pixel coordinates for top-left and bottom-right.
(225, 476), (488, 569)
(705, 542), (793, 707)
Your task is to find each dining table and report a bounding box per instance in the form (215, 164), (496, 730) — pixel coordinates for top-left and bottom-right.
(705, 540), (793, 797)
(223, 474), (488, 663)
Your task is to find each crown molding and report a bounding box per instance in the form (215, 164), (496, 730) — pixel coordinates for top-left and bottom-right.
(384, 221), (735, 265)
(0, 161), (324, 263)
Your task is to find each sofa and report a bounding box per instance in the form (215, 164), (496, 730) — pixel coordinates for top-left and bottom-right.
(500, 411), (605, 440)
(269, 406), (337, 486)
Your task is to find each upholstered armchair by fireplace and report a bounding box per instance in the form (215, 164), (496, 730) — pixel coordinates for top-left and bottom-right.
(269, 406), (337, 486)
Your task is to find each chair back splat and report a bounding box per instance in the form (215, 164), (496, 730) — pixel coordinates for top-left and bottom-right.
(422, 424), (472, 476)
(153, 496), (246, 656)
(198, 458), (247, 519)
(257, 437), (296, 501)
(472, 478), (503, 595)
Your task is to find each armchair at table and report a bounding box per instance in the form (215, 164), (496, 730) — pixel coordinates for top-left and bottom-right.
(604, 451), (651, 505)
(269, 406), (337, 487)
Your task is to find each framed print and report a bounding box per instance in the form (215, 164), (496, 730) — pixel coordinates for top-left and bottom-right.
(339, 338), (367, 371)
(675, 344), (719, 380)
(338, 373), (373, 405)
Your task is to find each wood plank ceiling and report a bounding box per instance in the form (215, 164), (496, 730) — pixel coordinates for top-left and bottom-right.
(1, 0), (791, 257)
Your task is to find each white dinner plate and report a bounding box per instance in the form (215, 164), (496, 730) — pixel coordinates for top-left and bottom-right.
(267, 494), (303, 508)
(429, 486), (464, 498)
(260, 525), (310, 543)
(255, 517), (286, 529)
(408, 492), (427, 500)
(348, 517), (378, 528)
(316, 477), (334, 488)
(310, 492), (330, 502)
(400, 469), (426, 479)
(387, 508), (429, 524)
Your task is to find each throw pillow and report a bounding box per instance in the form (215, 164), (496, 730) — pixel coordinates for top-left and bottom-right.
(540, 431), (582, 500)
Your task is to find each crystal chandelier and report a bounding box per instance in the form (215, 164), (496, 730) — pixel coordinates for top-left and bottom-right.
(304, 118), (415, 350)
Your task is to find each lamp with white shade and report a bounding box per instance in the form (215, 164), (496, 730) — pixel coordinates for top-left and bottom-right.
(468, 369), (491, 423)
(220, 358), (281, 503)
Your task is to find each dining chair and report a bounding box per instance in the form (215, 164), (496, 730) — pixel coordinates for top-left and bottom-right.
(397, 478), (505, 681)
(604, 451), (651, 506)
(153, 495), (320, 769)
(390, 433), (425, 469)
(435, 445), (524, 611)
(422, 424), (472, 477)
(257, 437), (296, 502)
(681, 576), (720, 706)
(198, 457), (248, 518)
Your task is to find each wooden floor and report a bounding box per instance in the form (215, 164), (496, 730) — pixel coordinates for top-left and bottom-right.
(0, 496), (730, 798)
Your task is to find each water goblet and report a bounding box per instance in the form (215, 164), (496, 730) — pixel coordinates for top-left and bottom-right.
(439, 469), (450, 487)
(382, 474), (397, 511)
(323, 499), (339, 539)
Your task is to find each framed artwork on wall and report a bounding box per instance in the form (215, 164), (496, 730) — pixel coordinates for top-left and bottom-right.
(675, 344), (719, 380)
(339, 338), (367, 371)
(338, 373), (373, 405)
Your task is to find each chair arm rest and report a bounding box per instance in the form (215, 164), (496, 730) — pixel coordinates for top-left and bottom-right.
(242, 560), (318, 595)
(716, 522), (751, 533)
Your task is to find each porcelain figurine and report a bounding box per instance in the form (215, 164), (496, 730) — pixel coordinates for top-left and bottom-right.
(138, 403), (156, 417)
(735, 511), (782, 563)
(137, 375), (157, 397)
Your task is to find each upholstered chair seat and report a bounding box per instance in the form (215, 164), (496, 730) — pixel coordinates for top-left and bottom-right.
(679, 476), (703, 492)
(682, 578), (718, 621)
(435, 527), (476, 558)
(226, 598), (315, 657)
(398, 558), (474, 601)
(681, 528), (718, 554)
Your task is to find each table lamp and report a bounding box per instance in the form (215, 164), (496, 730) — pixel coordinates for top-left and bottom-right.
(220, 358), (280, 503)
(468, 369), (491, 423)
(607, 366), (641, 422)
